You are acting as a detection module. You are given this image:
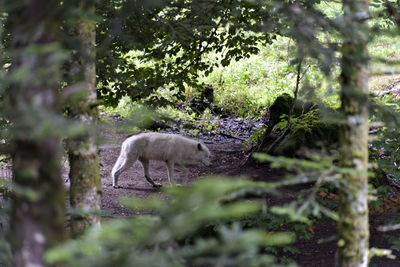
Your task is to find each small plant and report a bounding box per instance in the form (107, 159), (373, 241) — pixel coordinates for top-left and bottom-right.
(46, 178), (297, 267)
(245, 125), (267, 149)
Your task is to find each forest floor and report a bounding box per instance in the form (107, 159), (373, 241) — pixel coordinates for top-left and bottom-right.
(97, 118), (400, 267)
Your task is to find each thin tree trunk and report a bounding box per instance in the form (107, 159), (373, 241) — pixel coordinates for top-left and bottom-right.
(338, 1), (370, 266)
(6, 1), (66, 266)
(0, 0), (3, 65)
(11, 140), (65, 267)
(0, 1), (11, 265)
(67, 1), (102, 236)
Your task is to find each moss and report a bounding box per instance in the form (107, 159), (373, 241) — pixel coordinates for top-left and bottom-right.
(268, 93), (294, 125)
(268, 93), (315, 125)
(251, 94), (338, 158)
(272, 109), (339, 156)
(68, 140), (101, 236)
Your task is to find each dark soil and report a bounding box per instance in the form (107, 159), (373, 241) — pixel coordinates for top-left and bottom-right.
(98, 120), (400, 267)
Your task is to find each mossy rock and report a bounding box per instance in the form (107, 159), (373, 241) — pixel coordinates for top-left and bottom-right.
(272, 109), (339, 156)
(251, 94), (338, 158)
(268, 93), (315, 125)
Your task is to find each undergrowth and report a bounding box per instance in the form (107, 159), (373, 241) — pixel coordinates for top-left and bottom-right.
(102, 29), (400, 121)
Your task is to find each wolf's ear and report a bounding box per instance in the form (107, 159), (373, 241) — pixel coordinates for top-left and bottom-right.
(197, 143), (203, 151)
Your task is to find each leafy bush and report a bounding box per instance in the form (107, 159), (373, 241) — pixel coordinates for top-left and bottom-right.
(197, 37), (342, 117)
(46, 178), (297, 267)
(101, 35), (344, 120)
(370, 99), (400, 183)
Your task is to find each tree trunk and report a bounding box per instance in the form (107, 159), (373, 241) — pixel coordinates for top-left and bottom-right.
(6, 1), (66, 266)
(338, 1), (370, 266)
(0, 0), (3, 63)
(67, 1), (102, 236)
(11, 140), (65, 267)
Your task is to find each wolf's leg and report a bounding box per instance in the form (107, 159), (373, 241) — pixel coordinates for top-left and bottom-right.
(181, 167), (189, 181)
(112, 152), (137, 188)
(139, 157), (162, 187)
(111, 154), (125, 188)
(165, 160), (175, 185)
(175, 164), (188, 182)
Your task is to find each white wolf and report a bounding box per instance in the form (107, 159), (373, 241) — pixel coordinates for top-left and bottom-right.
(111, 132), (211, 188)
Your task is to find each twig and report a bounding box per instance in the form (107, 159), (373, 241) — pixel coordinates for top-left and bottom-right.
(299, 64), (310, 81)
(219, 132), (246, 141)
(377, 223), (400, 232)
(288, 57), (303, 124)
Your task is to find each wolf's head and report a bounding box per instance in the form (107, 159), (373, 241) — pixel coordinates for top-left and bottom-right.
(196, 142), (211, 166)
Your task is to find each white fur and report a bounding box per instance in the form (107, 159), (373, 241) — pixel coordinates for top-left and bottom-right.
(111, 132), (211, 188)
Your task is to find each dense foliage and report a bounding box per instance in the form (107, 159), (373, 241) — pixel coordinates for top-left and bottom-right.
(2, 0), (400, 266)
(95, 0), (350, 109)
(46, 178), (298, 267)
(97, 0), (270, 106)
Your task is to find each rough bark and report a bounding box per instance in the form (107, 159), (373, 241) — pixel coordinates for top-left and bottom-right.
(67, 1), (102, 236)
(338, 1), (370, 266)
(6, 1), (66, 266)
(0, 0), (3, 64)
(11, 140), (65, 267)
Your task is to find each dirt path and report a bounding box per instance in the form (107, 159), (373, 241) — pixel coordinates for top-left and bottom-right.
(98, 131), (400, 266)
